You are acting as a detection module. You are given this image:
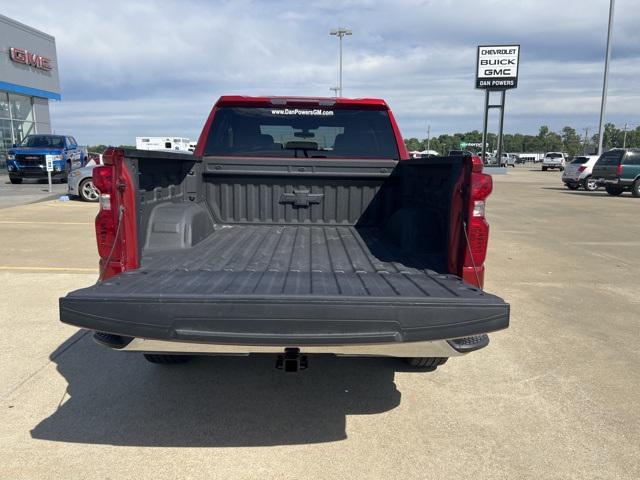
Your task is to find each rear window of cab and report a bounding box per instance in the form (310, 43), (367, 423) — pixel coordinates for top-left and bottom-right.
(203, 107), (399, 159)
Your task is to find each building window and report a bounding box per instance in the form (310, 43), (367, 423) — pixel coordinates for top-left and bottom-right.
(0, 119), (12, 151)
(8, 94), (33, 122)
(0, 93), (39, 165)
(12, 120), (36, 144)
(0, 93), (10, 119)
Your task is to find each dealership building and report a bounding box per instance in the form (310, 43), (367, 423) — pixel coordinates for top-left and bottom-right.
(0, 14), (60, 165)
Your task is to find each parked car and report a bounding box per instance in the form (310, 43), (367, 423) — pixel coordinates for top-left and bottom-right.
(485, 155), (499, 166)
(542, 152), (566, 171)
(68, 164), (100, 202)
(504, 154), (517, 168)
(562, 155), (600, 191)
(592, 148), (640, 197)
(5, 134), (87, 184)
(59, 95), (509, 371)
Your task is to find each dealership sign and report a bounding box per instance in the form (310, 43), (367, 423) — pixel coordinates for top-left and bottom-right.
(476, 45), (519, 89)
(9, 47), (52, 71)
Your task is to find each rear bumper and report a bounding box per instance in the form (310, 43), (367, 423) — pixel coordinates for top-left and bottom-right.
(594, 177), (630, 186)
(60, 294), (509, 347)
(96, 333), (490, 357)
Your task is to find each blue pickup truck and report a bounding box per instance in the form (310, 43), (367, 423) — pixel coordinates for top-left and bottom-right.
(6, 134), (87, 184)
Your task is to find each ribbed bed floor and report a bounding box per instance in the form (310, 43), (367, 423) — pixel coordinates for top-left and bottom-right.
(95, 224), (484, 300)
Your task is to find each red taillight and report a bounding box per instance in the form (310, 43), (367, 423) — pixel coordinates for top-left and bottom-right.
(95, 209), (121, 260)
(577, 165), (587, 173)
(93, 165), (119, 260)
(464, 171), (493, 287)
(92, 165), (113, 195)
(465, 217), (489, 265)
(471, 172), (493, 201)
(617, 164), (623, 176)
(471, 155), (483, 172)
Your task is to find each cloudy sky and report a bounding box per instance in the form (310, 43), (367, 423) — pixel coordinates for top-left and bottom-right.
(4, 0), (640, 145)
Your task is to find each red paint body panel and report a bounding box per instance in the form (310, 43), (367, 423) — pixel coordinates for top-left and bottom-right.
(387, 108), (410, 160)
(193, 107), (217, 157)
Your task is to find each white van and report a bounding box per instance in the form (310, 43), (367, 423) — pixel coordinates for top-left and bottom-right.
(135, 137), (192, 153)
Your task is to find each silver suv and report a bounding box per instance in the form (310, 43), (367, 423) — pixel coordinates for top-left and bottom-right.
(542, 152), (566, 171)
(562, 155), (600, 191)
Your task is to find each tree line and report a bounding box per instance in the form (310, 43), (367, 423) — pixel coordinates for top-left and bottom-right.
(404, 123), (640, 158)
(86, 144), (135, 153)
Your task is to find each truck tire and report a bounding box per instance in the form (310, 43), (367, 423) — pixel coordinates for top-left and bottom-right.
(605, 185), (624, 196)
(9, 177), (22, 184)
(404, 357), (448, 370)
(143, 354), (192, 364)
(583, 176), (598, 191)
(566, 183), (579, 190)
(632, 179), (640, 198)
(542, 166), (547, 171)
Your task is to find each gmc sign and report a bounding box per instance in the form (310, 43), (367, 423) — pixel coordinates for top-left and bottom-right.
(9, 47), (52, 71)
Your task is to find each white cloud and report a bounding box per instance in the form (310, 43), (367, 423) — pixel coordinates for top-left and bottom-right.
(4, 0), (640, 144)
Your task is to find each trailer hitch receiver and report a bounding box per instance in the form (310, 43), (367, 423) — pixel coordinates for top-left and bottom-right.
(276, 348), (308, 372)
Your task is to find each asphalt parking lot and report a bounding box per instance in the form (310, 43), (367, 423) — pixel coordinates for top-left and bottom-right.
(0, 173), (68, 209)
(0, 167), (638, 480)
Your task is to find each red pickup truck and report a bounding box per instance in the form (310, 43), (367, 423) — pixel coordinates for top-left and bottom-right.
(60, 96), (509, 372)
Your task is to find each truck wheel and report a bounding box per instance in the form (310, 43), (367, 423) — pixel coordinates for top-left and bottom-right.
(542, 166), (547, 171)
(143, 354), (192, 364)
(403, 357), (448, 371)
(9, 177), (22, 184)
(566, 183), (579, 190)
(605, 185), (624, 196)
(583, 177), (598, 191)
(631, 179), (640, 198)
(79, 178), (99, 202)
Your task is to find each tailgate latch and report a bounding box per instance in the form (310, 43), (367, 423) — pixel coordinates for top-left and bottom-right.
(280, 189), (324, 208)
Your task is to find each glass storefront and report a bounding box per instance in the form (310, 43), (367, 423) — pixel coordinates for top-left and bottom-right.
(0, 91), (48, 166)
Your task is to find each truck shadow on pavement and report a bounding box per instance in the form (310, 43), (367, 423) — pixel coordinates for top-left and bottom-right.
(31, 331), (405, 447)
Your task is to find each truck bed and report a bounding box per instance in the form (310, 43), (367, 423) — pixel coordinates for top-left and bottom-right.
(61, 223), (509, 345)
(60, 155), (509, 346)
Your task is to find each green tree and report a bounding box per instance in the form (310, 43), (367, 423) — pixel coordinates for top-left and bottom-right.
(404, 138), (422, 152)
(561, 126), (582, 157)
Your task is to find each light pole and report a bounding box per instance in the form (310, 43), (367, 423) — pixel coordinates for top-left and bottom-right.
(426, 124), (431, 152)
(583, 127), (590, 154)
(329, 27), (352, 96)
(597, 0), (615, 155)
(329, 86), (340, 97)
(623, 122), (628, 148)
